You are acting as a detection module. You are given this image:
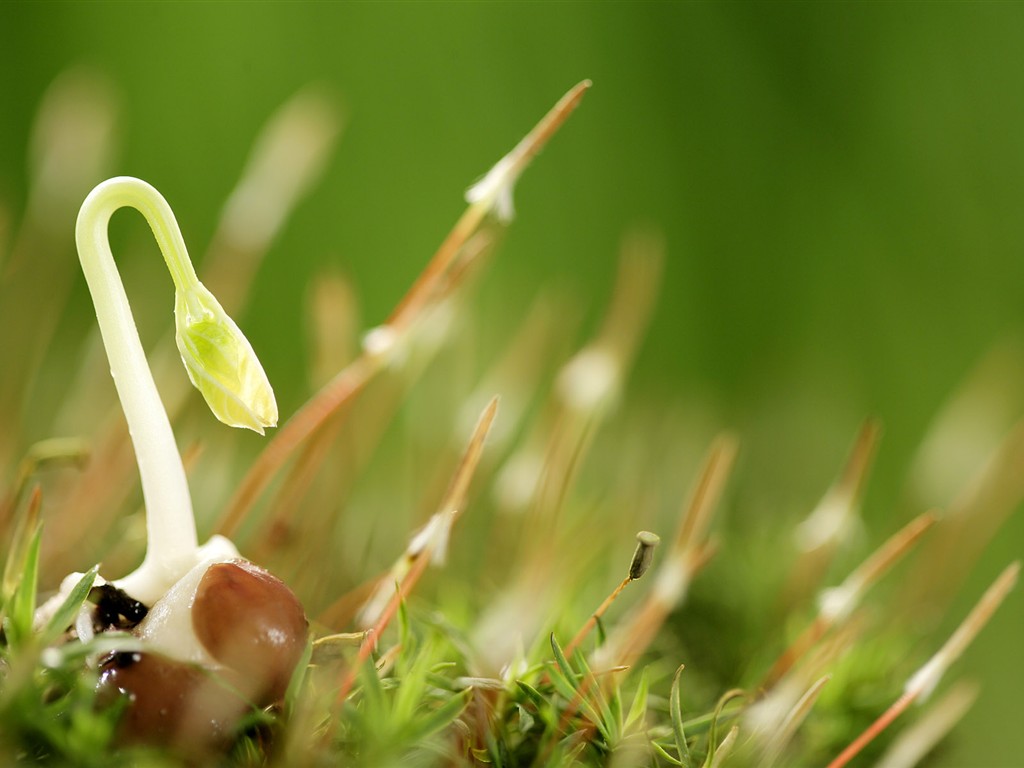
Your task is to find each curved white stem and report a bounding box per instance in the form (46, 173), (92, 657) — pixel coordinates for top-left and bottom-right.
(75, 177), (204, 604)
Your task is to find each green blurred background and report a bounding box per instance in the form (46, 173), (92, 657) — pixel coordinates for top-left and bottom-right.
(1, 3), (1021, 765)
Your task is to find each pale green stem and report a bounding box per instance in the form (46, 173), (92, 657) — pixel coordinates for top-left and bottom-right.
(75, 176), (202, 602)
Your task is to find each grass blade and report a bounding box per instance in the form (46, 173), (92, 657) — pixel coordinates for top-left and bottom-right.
(550, 632), (576, 685)
(6, 524), (42, 648)
(651, 739), (685, 766)
(670, 664), (691, 765)
(702, 689), (746, 768)
(39, 564), (98, 647)
(624, 666), (650, 731)
(404, 688), (472, 744)
(549, 633), (604, 733)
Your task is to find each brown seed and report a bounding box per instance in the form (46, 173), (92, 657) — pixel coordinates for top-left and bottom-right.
(97, 651), (246, 755)
(191, 559), (308, 702)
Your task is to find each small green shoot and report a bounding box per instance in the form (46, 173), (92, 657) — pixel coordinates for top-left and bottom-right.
(39, 565), (98, 648)
(4, 524), (42, 650)
(701, 689), (745, 768)
(670, 664), (692, 766)
(624, 666), (650, 731)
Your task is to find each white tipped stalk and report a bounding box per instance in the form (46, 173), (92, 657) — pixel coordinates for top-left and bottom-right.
(465, 80), (591, 222)
(707, 726), (740, 768)
(217, 84), (590, 539)
(794, 420), (880, 552)
(762, 675), (831, 766)
(27, 68), (119, 228)
(493, 445), (545, 513)
(407, 510), (457, 567)
(794, 489), (858, 552)
(465, 153), (518, 223)
(875, 682), (979, 768)
(361, 508), (459, 624)
(904, 561), (1019, 701)
(817, 511), (937, 624)
(827, 561), (1019, 768)
(357, 398), (498, 628)
(217, 86), (341, 256)
(361, 324), (399, 361)
(745, 672), (808, 740)
(651, 556), (693, 607)
(556, 346), (621, 414)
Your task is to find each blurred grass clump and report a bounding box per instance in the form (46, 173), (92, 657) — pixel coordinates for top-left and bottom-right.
(0, 68), (1020, 768)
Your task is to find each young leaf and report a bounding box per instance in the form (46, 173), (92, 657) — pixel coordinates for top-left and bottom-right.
(670, 665), (691, 765)
(573, 646), (617, 744)
(702, 689), (745, 768)
(175, 281), (277, 434)
(517, 704), (536, 734)
(394, 642), (434, 724)
(549, 634), (604, 730)
(550, 632), (577, 687)
(624, 666), (650, 731)
(516, 679), (548, 711)
(651, 739), (685, 766)
(397, 589), (411, 653)
(1, 487), (42, 602)
(357, 655), (387, 717)
(484, 723), (506, 768)
(284, 636), (314, 715)
(40, 565), (99, 647)
(6, 525), (42, 648)
(607, 679), (624, 744)
(403, 688), (472, 744)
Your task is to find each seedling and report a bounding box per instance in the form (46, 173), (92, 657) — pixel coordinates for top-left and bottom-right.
(36, 176), (306, 754)
(67, 178), (274, 589)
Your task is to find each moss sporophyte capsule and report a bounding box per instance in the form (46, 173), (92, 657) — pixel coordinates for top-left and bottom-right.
(34, 177), (304, 755)
(629, 530), (661, 581)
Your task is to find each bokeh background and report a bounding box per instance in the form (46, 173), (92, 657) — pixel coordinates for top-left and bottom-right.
(1, 3), (1022, 765)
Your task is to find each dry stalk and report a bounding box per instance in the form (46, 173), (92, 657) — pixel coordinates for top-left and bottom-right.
(216, 83), (590, 539)
(762, 510), (937, 689)
(334, 398), (498, 704)
(827, 561), (1019, 768)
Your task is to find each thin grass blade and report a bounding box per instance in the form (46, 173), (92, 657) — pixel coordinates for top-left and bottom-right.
(6, 525), (42, 648)
(670, 664), (691, 765)
(39, 565), (98, 647)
